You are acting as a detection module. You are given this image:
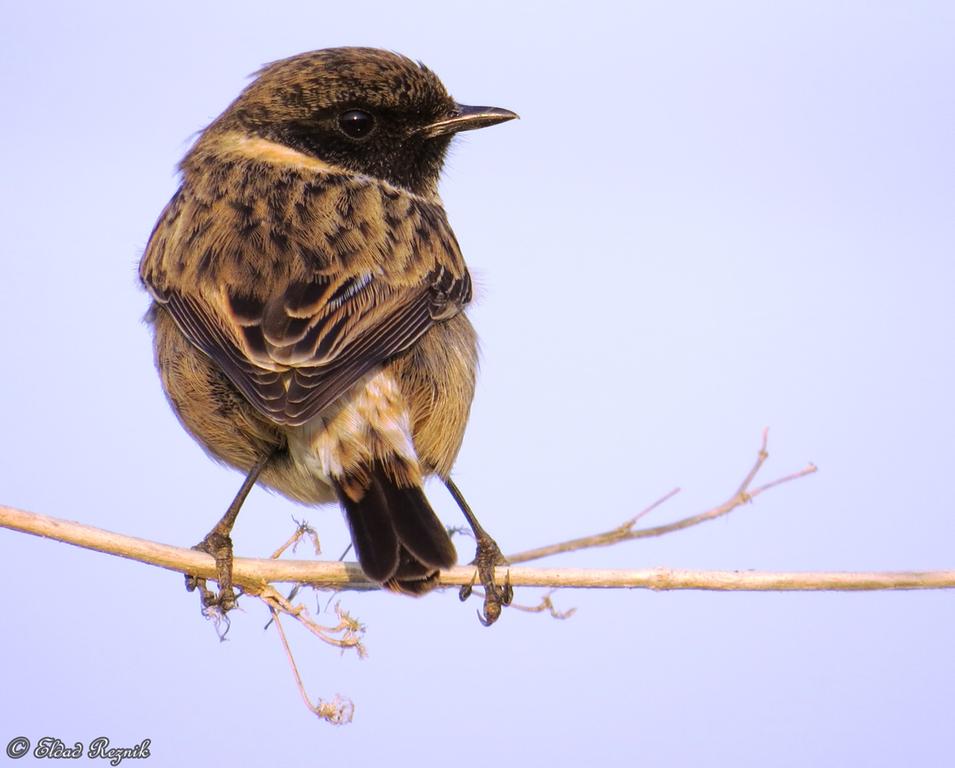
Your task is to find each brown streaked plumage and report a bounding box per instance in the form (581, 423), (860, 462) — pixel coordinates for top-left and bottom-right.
(139, 47), (516, 612)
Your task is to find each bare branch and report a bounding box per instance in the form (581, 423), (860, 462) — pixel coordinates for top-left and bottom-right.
(507, 428), (817, 564)
(3, 428), (938, 729)
(440, 567), (955, 591)
(2, 503), (953, 592)
(2, 429), (948, 596)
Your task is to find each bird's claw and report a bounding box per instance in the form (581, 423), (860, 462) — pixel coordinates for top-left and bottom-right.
(185, 529), (237, 613)
(459, 535), (512, 626)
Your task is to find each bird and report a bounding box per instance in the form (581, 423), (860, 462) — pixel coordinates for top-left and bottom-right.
(139, 47), (516, 624)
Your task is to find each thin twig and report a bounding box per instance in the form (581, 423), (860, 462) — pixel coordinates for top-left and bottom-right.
(509, 590), (577, 619)
(261, 586), (366, 653)
(264, 519), (322, 630)
(735, 427), (771, 497)
(507, 429), (816, 564)
(269, 606), (355, 725)
(269, 518), (321, 560)
(625, 487), (683, 528)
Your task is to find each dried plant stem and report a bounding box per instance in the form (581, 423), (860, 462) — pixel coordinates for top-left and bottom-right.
(440, 567), (955, 591)
(269, 518), (321, 560)
(1, 504), (953, 592)
(2, 429), (950, 594)
(268, 604), (355, 725)
(507, 429), (816, 564)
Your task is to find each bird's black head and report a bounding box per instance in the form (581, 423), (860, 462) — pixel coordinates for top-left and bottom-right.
(206, 47), (516, 196)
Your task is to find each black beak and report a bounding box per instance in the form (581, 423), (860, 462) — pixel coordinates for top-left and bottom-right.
(418, 104), (519, 139)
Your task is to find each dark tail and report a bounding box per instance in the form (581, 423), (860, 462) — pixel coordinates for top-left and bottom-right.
(334, 462), (456, 594)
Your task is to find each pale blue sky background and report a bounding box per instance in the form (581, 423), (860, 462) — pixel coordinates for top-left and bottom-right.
(2, 2), (954, 765)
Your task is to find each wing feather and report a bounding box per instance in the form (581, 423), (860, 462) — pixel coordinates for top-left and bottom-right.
(141, 165), (470, 427)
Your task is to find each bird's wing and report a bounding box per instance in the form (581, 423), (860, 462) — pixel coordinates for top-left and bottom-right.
(140, 171), (471, 427)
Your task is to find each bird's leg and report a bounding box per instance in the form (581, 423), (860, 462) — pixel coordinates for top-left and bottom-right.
(186, 450), (273, 613)
(444, 477), (512, 626)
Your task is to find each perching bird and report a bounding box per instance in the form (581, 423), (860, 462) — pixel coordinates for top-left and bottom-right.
(139, 47), (516, 623)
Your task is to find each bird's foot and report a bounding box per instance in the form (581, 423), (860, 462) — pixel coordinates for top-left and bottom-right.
(459, 533), (512, 626)
(185, 529), (237, 614)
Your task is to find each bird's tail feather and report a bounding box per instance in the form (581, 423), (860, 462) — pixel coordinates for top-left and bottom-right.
(335, 461), (456, 594)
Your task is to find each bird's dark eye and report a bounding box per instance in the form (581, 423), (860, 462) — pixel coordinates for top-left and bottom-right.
(338, 109), (375, 139)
